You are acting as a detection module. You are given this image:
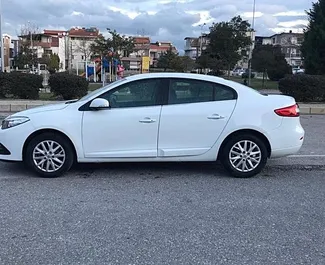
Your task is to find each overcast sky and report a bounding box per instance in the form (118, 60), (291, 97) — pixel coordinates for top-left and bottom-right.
(2, 0), (311, 53)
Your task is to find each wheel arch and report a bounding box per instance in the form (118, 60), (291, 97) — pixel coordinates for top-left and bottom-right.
(22, 128), (78, 162)
(217, 129), (272, 160)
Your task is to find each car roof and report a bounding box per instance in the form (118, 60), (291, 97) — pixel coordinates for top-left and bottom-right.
(80, 72), (261, 103)
(124, 72), (227, 84)
(123, 72), (258, 96)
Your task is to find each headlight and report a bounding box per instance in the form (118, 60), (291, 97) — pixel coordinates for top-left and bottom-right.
(1, 116), (30, 130)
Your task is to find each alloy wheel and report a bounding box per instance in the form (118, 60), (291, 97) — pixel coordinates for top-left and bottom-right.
(229, 140), (262, 172)
(32, 140), (66, 173)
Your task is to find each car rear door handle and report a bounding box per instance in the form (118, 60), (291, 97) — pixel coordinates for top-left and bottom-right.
(207, 114), (225, 120)
(139, 117), (156, 123)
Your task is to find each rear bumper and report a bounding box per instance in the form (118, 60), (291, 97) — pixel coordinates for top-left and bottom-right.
(270, 145), (303, 158)
(268, 117), (305, 158)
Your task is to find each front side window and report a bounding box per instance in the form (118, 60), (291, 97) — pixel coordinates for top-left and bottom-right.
(99, 78), (163, 108)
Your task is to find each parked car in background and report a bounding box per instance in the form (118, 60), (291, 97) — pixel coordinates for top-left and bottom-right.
(233, 68), (245, 76)
(0, 73), (304, 178)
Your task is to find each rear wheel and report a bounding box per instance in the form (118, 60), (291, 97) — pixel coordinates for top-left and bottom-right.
(220, 134), (268, 178)
(25, 132), (74, 178)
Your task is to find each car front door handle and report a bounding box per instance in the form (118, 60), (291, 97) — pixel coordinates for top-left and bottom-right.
(139, 117), (156, 123)
(207, 114), (225, 120)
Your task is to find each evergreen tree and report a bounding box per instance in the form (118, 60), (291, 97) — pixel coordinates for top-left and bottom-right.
(301, 0), (325, 74)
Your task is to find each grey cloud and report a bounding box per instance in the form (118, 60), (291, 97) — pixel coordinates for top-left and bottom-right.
(1, 0), (311, 52)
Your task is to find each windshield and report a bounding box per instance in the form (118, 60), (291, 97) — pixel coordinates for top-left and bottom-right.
(78, 79), (126, 102)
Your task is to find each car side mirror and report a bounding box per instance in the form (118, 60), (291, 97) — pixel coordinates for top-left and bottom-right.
(89, 98), (110, 110)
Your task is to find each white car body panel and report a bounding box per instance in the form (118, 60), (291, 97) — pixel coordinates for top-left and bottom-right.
(82, 106), (162, 158)
(158, 100), (236, 157)
(0, 73), (305, 166)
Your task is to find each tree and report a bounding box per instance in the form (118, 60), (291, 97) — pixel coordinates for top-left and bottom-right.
(14, 22), (41, 70)
(301, 0), (325, 74)
(91, 28), (135, 59)
(179, 56), (195, 72)
(196, 49), (224, 72)
(39, 53), (60, 74)
(74, 38), (94, 61)
(157, 48), (179, 71)
(206, 16), (252, 77)
(267, 46), (292, 81)
(252, 44), (292, 83)
(252, 44), (276, 86)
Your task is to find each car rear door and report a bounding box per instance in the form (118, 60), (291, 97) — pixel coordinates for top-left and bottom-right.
(157, 78), (237, 157)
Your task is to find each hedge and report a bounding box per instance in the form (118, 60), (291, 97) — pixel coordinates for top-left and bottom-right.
(0, 72), (42, 99)
(279, 74), (325, 102)
(49, 72), (88, 100)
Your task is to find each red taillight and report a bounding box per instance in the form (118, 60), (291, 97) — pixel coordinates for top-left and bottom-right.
(274, 104), (300, 117)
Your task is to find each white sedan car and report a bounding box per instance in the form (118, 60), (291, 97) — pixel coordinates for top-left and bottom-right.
(0, 73), (304, 178)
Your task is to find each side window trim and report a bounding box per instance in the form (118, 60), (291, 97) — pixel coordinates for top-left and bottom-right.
(79, 78), (166, 111)
(165, 78), (238, 106)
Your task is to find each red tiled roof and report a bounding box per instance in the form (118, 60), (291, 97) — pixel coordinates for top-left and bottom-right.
(149, 44), (177, 52)
(68, 27), (99, 37)
(133, 37), (150, 44)
(44, 30), (66, 35)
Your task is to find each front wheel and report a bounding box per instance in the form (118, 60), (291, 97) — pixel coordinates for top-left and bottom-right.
(220, 134), (268, 178)
(25, 132), (74, 178)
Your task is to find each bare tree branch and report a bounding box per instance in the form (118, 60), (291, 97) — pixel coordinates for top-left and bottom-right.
(73, 38), (94, 60)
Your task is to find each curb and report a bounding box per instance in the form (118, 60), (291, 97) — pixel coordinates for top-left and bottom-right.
(0, 103), (50, 113)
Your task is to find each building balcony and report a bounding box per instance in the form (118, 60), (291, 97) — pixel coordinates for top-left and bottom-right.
(33, 42), (52, 48)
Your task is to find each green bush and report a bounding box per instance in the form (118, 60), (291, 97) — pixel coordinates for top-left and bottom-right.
(49, 72), (88, 100)
(267, 64), (292, 81)
(0, 73), (11, 98)
(279, 74), (325, 102)
(9, 72), (42, 99)
(0, 72), (42, 99)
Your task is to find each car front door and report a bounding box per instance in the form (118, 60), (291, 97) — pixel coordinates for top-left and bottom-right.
(158, 78), (237, 157)
(81, 78), (165, 158)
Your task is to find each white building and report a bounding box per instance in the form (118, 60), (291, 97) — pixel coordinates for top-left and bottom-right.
(255, 31), (304, 67)
(18, 27), (99, 71)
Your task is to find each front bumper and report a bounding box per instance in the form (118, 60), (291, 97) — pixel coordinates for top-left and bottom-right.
(0, 121), (35, 161)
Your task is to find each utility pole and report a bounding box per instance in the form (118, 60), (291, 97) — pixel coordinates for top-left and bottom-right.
(248, 0), (256, 86)
(0, 0), (4, 72)
(70, 41), (73, 73)
(199, 23), (206, 58)
(198, 23), (206, 74)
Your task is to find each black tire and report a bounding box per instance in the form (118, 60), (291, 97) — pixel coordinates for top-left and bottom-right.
(220, 134), (268, 178)
(24, 132), (75, 178)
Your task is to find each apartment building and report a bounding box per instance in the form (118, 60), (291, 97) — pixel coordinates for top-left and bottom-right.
(184, 31), (255, 71)
(255, 31), (304, 67)
(43, 27), (99, 70)
(18, 27), (99, 71)
(0, 34), (20, 71)
(121, 36), (177, 70)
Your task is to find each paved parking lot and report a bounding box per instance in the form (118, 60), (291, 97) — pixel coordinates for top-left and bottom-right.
(0, 115), (324, 264)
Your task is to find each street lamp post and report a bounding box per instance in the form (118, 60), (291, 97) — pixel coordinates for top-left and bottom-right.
(248, 0), (256, 86)
(198, 23), (206, 74)
(199, 23), (206, 58)
(0, 0), (4, 72)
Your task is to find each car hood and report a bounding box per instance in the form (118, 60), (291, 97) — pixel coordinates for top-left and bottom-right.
(10, 102), (70, 117)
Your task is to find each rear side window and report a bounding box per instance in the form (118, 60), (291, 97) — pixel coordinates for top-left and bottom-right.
(214, 83), (237, 101)
(168, 78), (237, 105)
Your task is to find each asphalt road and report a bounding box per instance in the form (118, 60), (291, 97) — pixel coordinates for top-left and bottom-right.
(0, 115), (325, 265)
